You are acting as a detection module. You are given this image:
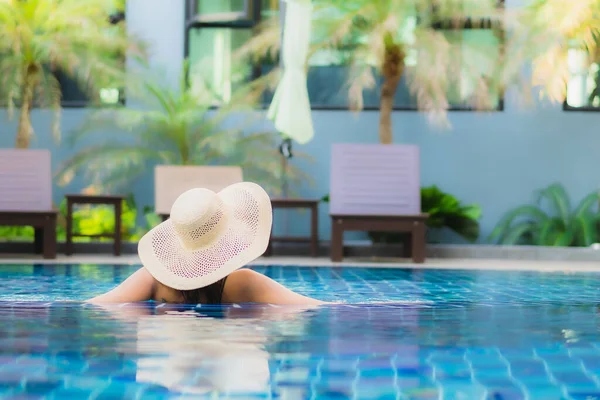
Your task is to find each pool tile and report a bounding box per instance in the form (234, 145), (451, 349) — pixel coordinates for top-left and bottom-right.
(7, 266), (600, 399)
(569, 390), (600, 400)
(1, 395), (47, 400)
(63, 376), (109, 392)
(441, 386), (487, 400)
(93, 381), (144, 400)
(21, 378), (62, 395)
(399, 386), (439, 399)
(48, 388), (94, 400)
(485, 388), (526, 399)
(359, 367), (396, 379)
(274, 387), (308, 400)
(274, 367), (310, 384)
(352, 389), (397, 400)
(552, 371), (596, 385)
(357, 375), (395, 388)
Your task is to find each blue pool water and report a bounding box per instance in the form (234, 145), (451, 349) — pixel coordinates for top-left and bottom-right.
(1, 264), (600, 399)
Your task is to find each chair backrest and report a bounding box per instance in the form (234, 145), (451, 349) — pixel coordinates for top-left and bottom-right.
(0, 149), (52, 212)
(329, 143), (421, 216)
(154, 165), (244, 215)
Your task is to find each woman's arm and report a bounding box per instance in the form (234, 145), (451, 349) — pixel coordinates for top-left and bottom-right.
(86, 267), (156, 304)
(223, 269), (325, 305)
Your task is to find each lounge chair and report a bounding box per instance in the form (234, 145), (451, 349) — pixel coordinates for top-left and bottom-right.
(0, 149), (58, 259)
(328, 143), (428, 263)
(154, 165), (244, 221)
(154, 165), (320, 256)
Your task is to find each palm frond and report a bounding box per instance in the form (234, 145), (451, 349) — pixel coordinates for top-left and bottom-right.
(0, 0), (148, 146)
(61, 60), (311, 193)
(521, 0), (600, 103)
(55, 143), (163, 190)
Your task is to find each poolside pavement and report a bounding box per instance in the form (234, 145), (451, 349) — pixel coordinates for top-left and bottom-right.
(1, 254), (600, 272)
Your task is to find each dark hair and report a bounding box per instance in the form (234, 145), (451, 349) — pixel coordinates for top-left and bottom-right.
(179, 277), (227, 305)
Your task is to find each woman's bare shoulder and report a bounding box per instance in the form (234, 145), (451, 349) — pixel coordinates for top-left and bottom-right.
(86, 267), (157, 304)
(223, 269), (323, 305)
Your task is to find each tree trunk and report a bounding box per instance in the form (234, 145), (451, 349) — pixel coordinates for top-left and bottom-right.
(15, 65), (39, 149)
(379, 44), (405, 145)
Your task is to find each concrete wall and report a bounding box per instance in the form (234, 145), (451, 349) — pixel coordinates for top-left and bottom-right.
(1, 0), (599, 244)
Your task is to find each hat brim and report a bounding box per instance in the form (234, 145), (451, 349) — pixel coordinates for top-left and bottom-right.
(138, 182), (273, 291)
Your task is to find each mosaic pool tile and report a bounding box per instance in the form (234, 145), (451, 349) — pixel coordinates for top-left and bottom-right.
(3, 264), (600, 398)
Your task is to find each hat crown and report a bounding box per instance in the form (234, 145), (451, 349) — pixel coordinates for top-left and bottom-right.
(170, 188), (227, 249)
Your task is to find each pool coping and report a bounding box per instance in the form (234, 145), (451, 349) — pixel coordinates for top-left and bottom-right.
(3, 240), (600, 261)
(1, 253), (600, 273)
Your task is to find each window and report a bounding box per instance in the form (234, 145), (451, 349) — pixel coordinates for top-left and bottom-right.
(306, 3), (504, 110)
(185, 0), (278, 105)
(564, 48), (600, 111)
(185, 0), (503, 111)
(60, 8), (126, 107)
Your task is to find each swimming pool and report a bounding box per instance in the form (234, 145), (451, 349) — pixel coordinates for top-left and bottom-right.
(1, 264), (600, 399)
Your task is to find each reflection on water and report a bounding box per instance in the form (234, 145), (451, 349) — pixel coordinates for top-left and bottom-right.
(3, 264), (600, 398)
(134, 312), (271, 395)
(1, 301), (600, 398)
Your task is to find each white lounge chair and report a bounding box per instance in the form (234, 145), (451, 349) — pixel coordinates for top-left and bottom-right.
(0, 149), (57, 259)
(154, 165), (244, 221)
(328, 143), (427, 263)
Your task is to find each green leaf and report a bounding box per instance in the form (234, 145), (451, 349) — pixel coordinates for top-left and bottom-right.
(500, 222), (535, 245)
(538, 183), (571, 227)
(444, 215), (480, 242)
(538, 218), (561, 246)
(460, 204), (483, 221)
(553, 228), (574, 247)
(574, 213), (597, 247)
(488, 205), (548, 243)
(574, 190), (600, 218)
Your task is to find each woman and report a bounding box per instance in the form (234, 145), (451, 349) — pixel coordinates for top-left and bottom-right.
(88, 182), (323, 306)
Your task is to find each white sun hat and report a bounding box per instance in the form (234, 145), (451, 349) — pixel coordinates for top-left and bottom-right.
(138, 182), (273, 290)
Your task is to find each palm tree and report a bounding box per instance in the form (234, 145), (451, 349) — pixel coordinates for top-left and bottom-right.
(55, 62), (311, 196)
(0, 0), (145, 148)
(240, 0), (509, 144)
(520, 0), (600, 104)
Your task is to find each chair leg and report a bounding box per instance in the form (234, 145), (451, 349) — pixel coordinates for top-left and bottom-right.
(330, 218), (344, 262)
(310, 205), (319, 257)
(65, 200), (74, 255)
(43, 216), (57, 260)
(412, 222), (426, 263)
(34, 228), (43, 254)
(402, 233), (413, 258)
(114, 201), (122, 256)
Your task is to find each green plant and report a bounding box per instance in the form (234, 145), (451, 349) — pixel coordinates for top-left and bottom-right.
(0, 0), (145, 148)
(321, 185), (482, 242)
(55, 194), (139, 242)
(520, 0), (600, 104)
(489, 183), (600, 247)
(55, 61), (311, 196)
(0, 194), (159, 243)
(420, 185), (482, 242)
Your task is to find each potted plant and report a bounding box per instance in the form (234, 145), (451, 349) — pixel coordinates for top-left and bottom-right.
(0, 0), (145, 148)
(489, 183), (600, 247)
(0, 0), (145, 222)
(56, 61), (311, 199)
(322, 185), (482, 243)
